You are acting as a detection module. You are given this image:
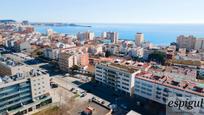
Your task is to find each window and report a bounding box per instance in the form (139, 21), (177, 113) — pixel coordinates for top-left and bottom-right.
(124, 74), (129, 78)
(156, 95), (161, 99)
(122, 86), (129, 90)
(135, 89), (140, 92)
(135, 80), (140, 84)
(122, 82), (129, 86)
(122, 78), (129, 82)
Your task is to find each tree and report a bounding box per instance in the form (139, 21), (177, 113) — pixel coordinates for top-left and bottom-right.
(148, 51), (166, 64)
(105, 50), (112, 57)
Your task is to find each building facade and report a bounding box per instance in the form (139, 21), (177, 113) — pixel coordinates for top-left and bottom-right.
(0, 57), (32, 76)
(77, 53), (89, 67)
(77, 31), (95, 43)
(134, 71), (204, 113)
(58, 51), (89, 71)
(106, 32), (118, 44)
(194, 38), (204, 50)
(43, 48), (60, 60)
(0, 69), (52, 115)
(58, 51), (77, 71)
(135, 33), (144, 46)
(176, 35), (196, 50)
(95, 62), (140, 96)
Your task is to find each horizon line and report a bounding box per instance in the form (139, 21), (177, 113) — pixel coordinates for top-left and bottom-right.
(2, 19), (204, 25)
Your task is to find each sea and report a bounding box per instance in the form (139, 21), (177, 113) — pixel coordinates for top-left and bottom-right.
(34, 23), (204, 46)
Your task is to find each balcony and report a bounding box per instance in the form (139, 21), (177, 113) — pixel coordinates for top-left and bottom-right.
(107, 74), (116, 79)
(0, 87), (19, 95)
(163, 93), (169, 97)
(156, 91), (161, 95)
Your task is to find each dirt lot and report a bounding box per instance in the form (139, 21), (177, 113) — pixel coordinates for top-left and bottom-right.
(69, 101), (110, 115)
(48, 84), (110, 115)
(33, 106), (60, 115)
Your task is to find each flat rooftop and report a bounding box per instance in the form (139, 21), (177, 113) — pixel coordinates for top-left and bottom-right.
(99, 61), (140, 74)
(0, 56), (23, 67)
(0, 69), (47, 86)
(135, 71), (204, 97)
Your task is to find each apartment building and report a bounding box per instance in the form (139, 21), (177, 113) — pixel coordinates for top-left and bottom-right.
(87, 44), (103, 55)
(13, 41), (31, 52)
(135, 33), (144, 46)
(0, 56), (32, 76)
(0, 69), (52, 115)
(58, 50), (89, 72)
(58, 51), (77, 71)
(95, 62), (141, 96)
(195, 38), (204, 50)
(106, 32), (119, 44)
(0, 34), (3, 45)
(77, 31), (95, 42)
(5, 38), (31, 53)
(176, 35), (196, 50)
(134, 71), (204, 113)
(77, 53), (89, 67)
(128, 47), (144, 58)
(43, 48), (60, 60)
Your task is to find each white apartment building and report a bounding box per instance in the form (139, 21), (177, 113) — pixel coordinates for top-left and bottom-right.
(88, 44), (103, 55)
(43, 48), (60, 60)
(128, 47), (144, 58)
(134, 71), (204, 113)
(47, 28), (54, 36)
(77, 31), (95, 42)
(106, 32), (119, 44)
(95, 62), (141, 96)
(101, 32), (107, 38)
(194, 38), (204, 50)
(135, 33), (144, 46)
(0, 69), (52, 115)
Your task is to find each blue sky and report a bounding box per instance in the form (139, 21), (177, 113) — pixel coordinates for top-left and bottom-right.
(0, 0), (204, 23)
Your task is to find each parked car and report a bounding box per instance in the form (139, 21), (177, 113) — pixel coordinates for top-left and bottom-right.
(70, 88), (75, 92)
(120, 104), (128, 110)
(50, 83), (58, 88)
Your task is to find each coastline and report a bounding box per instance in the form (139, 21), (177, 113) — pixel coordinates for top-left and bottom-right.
(34, 24), (204, 45)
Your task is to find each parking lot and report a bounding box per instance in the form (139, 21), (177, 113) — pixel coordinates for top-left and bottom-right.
(49, 79), (112, 115)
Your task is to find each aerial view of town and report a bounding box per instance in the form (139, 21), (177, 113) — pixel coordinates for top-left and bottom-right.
(1, 0), (204, 115)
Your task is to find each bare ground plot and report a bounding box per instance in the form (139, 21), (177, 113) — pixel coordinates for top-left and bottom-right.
(69, 101), (110, 115)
